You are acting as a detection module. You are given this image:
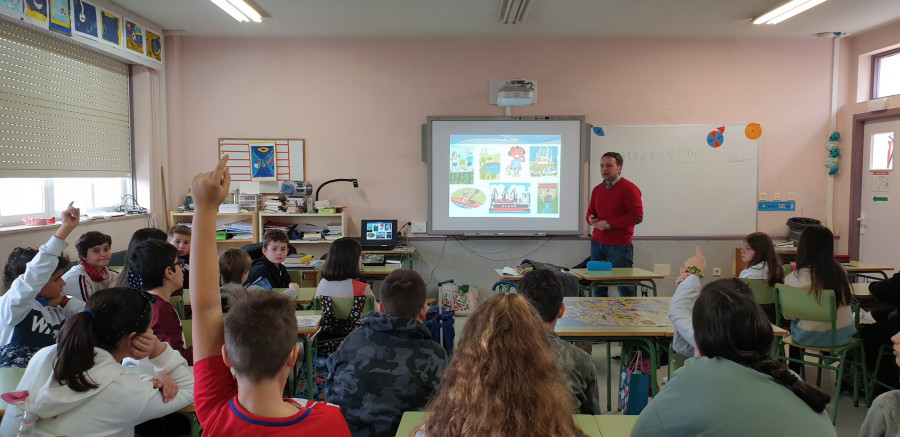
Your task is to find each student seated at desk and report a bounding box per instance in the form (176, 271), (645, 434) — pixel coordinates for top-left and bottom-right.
(861, 330), (900, 437)
(784, 225), (854, 370)
(168, 224), (192, 290)
(114, 227), (168, 290)
(62, 231), (119, 302)
(738, 232), (784, 284)
(860, 270), (900, 397)
(0, 288), (194, 436)
(131, 239), (193, 365)
(416, 293), (587, 437)
(219, 248), (298, 307)
(245, 229), (302, 293)
(518, 269), (601, 415)
(325, 269), (446, 436)
(0, 202), (85, 368)
(315, 237), (374, 298)
(188, 156), (349, 436)
(632, 279), (835, 437)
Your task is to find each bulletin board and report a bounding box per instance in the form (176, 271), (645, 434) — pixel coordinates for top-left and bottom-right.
(590, 124), (759, 237)
(218, 138), (305, 192)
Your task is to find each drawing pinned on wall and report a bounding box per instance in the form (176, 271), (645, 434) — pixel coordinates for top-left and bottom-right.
(505, 145), (526, 177)
(479, 147), (501, 181)
(745, 123), (762, 140)
(0, 0), (23, 15)
(24, 0), (48, 27)
(124, 19), (143, 54)
(530, 146), (558, 176)
(538, 183), (558, 214)
(449, 145), (474, 184)
(48, 0), (71, 35)
(250, 142), (277, 181)
(72, 0), (98, 39)
(100, 9), (120, 47)
(145, 29), (162, 61)
(706, 126), (725, 148)
(489, 182), (531, 213)
(450, 187), (485, 209)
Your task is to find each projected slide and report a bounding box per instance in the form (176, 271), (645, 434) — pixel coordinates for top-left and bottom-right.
(448, 135), (560, 218)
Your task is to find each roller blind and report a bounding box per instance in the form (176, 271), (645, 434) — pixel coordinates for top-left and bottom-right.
(0, 20), (131, 178)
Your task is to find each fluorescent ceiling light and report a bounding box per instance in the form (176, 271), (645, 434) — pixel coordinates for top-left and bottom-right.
(753, 0), (827, 25)
(210, 0), (262, 23)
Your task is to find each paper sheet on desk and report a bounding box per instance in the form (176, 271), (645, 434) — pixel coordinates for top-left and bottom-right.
(297, 315), (322, 329)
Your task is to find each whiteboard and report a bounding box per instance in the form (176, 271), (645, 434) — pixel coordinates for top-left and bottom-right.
(589, 125), (758, 237)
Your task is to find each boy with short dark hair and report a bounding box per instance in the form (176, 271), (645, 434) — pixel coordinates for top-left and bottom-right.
(325, 269), (446, 436)
(245, 230), (300, 293)
(62, 230), (118, 302)
(168, 225), (191, 289)
(218, 248), (298, 304)
(518, 269), (601, 415)
(189, 156), (349, 435)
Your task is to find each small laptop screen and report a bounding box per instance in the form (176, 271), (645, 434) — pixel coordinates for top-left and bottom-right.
(361, 220), (398, 249)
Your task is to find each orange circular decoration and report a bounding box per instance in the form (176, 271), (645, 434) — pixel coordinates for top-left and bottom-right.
(745, 123), (762, 140)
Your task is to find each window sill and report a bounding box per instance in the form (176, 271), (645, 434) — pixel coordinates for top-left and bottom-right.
(0, 214), (148, 236)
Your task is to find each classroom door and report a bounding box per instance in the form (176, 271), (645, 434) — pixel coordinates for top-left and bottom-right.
(859, 117), (900, 267)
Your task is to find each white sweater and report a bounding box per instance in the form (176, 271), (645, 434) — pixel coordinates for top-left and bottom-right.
(0, 345), (193, 437)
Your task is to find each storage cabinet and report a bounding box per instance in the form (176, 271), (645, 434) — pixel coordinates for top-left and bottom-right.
(169, 211), (259, 252)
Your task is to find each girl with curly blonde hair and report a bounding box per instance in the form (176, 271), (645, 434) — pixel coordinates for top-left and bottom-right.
(416, 293), (587, 437)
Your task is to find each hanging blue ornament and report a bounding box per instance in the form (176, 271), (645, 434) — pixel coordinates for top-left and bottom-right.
(829, 148), (841, 158)
(829, 131), (841, 142)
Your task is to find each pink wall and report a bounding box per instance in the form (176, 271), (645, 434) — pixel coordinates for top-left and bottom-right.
(834, 19), (900, 252)
(166, 37), (835, 237)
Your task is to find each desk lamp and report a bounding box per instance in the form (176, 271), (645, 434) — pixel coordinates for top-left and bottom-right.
(315, 178), (359, 202)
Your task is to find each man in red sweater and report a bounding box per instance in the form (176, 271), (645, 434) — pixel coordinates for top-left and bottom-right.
(586, 152), (644, 296)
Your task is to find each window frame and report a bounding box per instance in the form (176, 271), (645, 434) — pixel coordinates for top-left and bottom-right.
(871, 46), (900, 100)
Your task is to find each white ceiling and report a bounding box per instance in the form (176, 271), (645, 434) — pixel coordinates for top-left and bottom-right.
(110, 0), (900, 39)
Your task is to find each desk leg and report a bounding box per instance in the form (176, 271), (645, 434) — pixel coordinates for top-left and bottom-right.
(305, 335), (315, 400)
(606, 342), (612, 411)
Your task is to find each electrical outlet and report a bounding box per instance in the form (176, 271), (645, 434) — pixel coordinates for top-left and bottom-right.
(787, 192), (795, 201)
(759, 192), (767, 201)
(773, 192), (781, 201)
(411, 221), (427, 233)
(712, 267), (722, 276)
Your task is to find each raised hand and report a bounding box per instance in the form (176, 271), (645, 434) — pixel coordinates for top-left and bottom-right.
(683, 246), (706, 275)
(54, 201), (81, 240)
(191, 155), (231, 210)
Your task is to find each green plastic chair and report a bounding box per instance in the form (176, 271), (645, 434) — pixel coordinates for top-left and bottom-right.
(868, 344), (900, 402)
(169, 295), (185, 320)
(783, 263), (793, 276)
(773, 284), (868, 424)
(741, 278), (777, 324)
(181, 319), (192, 348)
(312, 295), (376, 318)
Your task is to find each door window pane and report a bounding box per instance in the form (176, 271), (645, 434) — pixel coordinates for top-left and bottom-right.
(870, 132), (895, 171)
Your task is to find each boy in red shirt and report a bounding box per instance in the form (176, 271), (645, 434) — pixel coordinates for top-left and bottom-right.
(189, 156), (349, 435)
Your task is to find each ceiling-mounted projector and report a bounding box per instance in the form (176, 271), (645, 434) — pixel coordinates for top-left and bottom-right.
(497, 79), (535, 106)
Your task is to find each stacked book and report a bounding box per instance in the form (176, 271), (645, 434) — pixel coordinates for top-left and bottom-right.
(324, 222), (343, 240)
(263, 194), (285, 212)
(223, 220), (254, 240)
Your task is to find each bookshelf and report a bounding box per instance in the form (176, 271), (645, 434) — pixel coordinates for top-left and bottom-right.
(258, 212), (347, 246)
(169, 211), (259, 251)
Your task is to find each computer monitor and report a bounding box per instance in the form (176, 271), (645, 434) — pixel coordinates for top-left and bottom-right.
(360, 219), (398, 250)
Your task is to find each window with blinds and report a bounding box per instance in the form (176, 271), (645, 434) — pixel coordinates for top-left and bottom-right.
(0, 20), (132, 222)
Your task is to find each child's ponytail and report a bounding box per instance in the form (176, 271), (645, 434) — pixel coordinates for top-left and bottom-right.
(53, 311), (99, 392)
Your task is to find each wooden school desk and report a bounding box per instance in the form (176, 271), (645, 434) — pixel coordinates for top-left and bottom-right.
(183, 287), (317, 306)
(363, 246), (416, 270)
(844, 261), (894, 281)
(295, 310), (322, 400)
(393, 411), (603, 437)
(360, 264), (401, 278)
(569, 268), (664, 297)
(594, 414), (638, 437)
(555, 297), (673, 411)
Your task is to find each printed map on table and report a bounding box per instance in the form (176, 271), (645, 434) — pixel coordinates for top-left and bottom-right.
(557, 298), (671, 328)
